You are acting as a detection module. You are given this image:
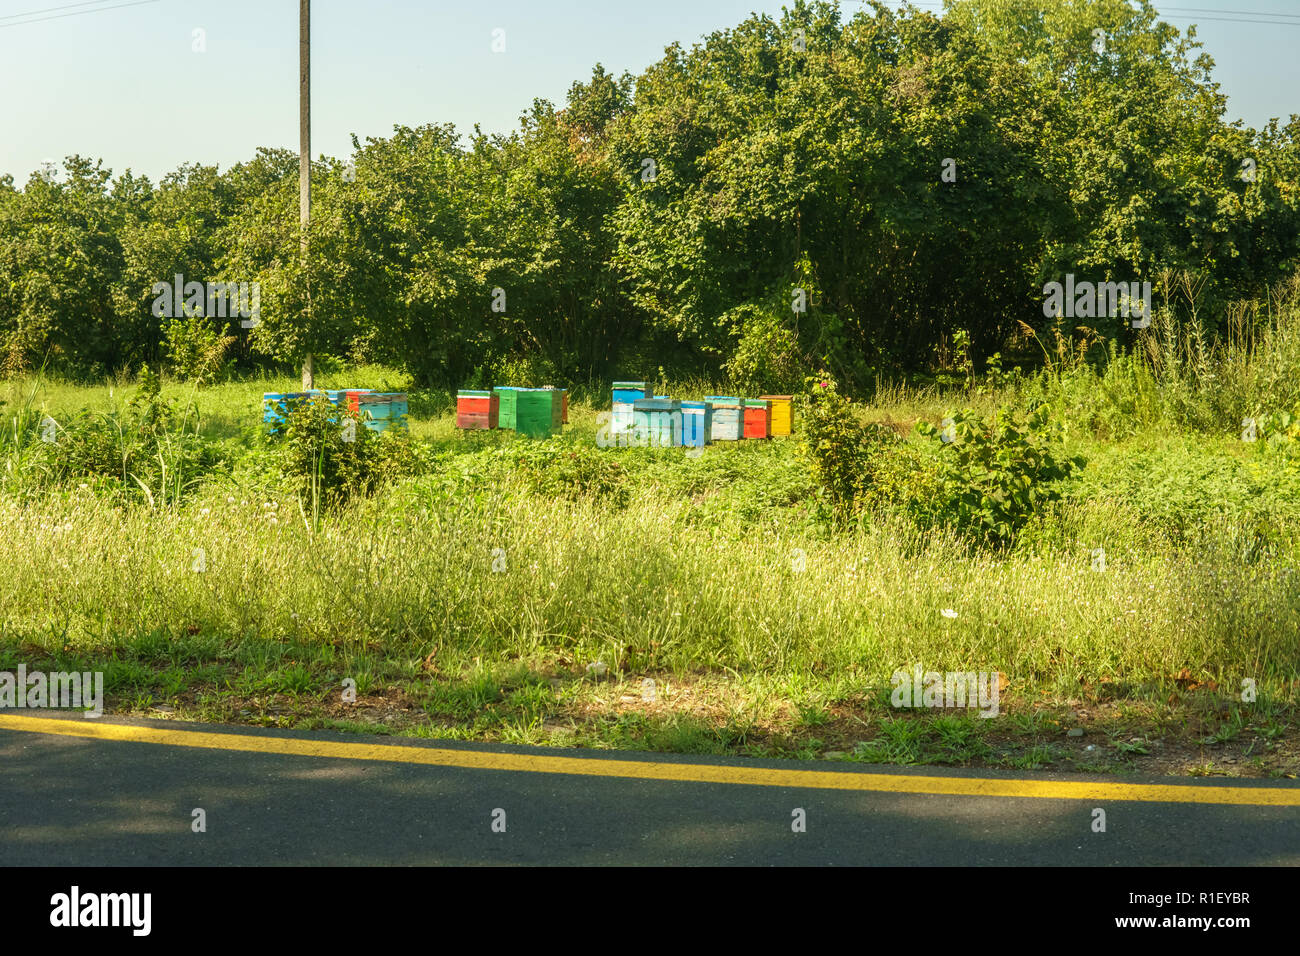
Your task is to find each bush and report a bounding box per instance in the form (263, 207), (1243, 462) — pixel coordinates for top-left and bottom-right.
(917, 403), (1083, 546)
(796, 373), (898, 523)
(162, 313), (236, 384)
(722, 299), (808, 395)
(859, 439), (947, 528)
(274, 396), (432, 511)
(49, 366), (218, 503)
(1255, 407), (1300, 467)
(507, 440), (630, 506)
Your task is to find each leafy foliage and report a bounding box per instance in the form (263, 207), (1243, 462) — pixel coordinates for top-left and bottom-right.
(50, 365), (217, 504)
(273, 396), (431, 513)
(917, 403), (1083, 545)
(796, 373), (898, 522)
(1, 1), (1297, 387)
(162, 312), (235, 384)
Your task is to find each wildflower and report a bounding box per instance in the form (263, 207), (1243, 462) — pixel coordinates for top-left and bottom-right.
(941, 608), (958, 618)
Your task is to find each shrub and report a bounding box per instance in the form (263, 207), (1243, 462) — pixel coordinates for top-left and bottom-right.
(796, 373), (898, 523)
(48, 366), (218, 503)
(722, 299), (808, 395)
(274, 396), (432, 513)
(162, 313), (236, 384)
(917, 403), (1083, 546)
(507, 441), (630, 506)
(859, 438), (947, 529)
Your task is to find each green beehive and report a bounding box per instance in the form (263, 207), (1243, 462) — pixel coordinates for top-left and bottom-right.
(515, 388), (559, 438)
(494, 386), (519, 430)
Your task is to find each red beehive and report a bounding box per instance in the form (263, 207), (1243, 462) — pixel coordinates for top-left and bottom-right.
(743, 399), (771, 439)
(344, 389), (372, 415)
(456, 390), (499, 429)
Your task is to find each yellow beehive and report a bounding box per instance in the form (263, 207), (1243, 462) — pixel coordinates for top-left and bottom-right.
(760, 395), (793, 436)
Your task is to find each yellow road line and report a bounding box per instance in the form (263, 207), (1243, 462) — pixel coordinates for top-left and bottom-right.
(2, 713), (1297, 806)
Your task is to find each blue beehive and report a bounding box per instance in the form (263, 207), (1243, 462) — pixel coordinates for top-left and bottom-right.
(613, 381), (652, 404)
(262, 391), (323, 431)
(633, 398), (681, 447)
(357, 392), (409, 433)
(610, 401), (636, 442)
(681, 401), (712, 447)
(706, 397), (744, 441)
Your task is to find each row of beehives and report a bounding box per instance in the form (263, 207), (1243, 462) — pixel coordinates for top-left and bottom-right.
(608, 381), (793, 447)
(262, 389), (410, 433)
(455, 386), (568, 438)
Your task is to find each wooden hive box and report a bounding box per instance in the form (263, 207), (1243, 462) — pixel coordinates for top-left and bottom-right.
(610, 401), (635, 442)
(743, 398), (771, 439)
(680, 401), (712, 447)
(707, 398), (745, 441)
(343, 389), (373, 415)
(539, 386), (569, 425)
(456, 389), (499, 429)
(633, 398), (681, 447)
(514, 388), (558, 438)
(493, 386), (519, 430)
(759, 395), (793, 436)
(358, 392), (409, 434)
(612, 381), (652, 404)
(262, 391), (319, 431)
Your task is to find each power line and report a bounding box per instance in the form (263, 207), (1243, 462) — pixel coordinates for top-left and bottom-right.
(1156, 5), (1300, 20)
(0, 0), (124, 22)
(1153, 13), (1300, 27)
(0, 0), (160, 29)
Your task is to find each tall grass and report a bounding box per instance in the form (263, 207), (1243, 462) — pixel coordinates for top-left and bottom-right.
(1017, 274), (1300, 440)
(0, 481), (1296, 701)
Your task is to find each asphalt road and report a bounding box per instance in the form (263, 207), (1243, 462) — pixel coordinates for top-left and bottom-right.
(1, 712), (1297, 865)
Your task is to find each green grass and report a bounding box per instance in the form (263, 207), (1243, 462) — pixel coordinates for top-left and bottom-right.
(0, 367), (1297, 778)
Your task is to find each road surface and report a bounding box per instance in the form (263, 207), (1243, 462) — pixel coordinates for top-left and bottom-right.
(1, 712), (1296, 865)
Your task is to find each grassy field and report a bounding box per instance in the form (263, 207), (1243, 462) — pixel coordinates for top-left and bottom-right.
(1, 359), (1298, 779)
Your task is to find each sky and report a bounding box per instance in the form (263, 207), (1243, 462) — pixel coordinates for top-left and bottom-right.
(1, 0), (1298, 184)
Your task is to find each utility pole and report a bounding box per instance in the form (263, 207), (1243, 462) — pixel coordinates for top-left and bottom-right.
(300, 0), (314, 390)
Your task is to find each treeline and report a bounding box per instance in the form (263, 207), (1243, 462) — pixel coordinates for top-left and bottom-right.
(1, 0), (1297, 390)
